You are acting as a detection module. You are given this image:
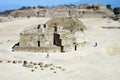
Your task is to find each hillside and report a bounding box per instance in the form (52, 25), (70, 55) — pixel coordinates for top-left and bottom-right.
(9, 10), (37, 17)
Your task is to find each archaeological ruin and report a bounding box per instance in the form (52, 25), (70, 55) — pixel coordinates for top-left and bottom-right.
(9, 3), (114, 18)
(14, 17), (87, 53)
(46, 3), (114, 18)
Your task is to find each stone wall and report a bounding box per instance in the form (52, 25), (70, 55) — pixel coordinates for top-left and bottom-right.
(14, 46), (61, 53)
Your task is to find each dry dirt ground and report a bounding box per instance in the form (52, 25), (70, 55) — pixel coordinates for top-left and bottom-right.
(0, 17), (120, 80)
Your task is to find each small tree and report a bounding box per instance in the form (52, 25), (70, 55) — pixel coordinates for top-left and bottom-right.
(19, 6), (27, 10)
(87, 6), (92, 9)
(37, 5), (41, 8)
(27, 6), (31, 9)
(113, 7), (120, 15)
(27, 16), (30, 18)
(93, 6), (99, 10)
(33, 6), (36, 9)
(106, 4), (112, 10)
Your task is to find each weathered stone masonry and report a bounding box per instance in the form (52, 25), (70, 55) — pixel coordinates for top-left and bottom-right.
(14, 17), (87, 53)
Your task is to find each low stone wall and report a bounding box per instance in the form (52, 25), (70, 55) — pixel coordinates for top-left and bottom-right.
(14, 41), (90, 53)
(14, 46), (61, 53)
(80, 14), (103, 18)
(102, 27), (120, 29)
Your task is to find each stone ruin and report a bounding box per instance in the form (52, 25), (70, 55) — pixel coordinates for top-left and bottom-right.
(9, 3), (114, 18)
(14, 17), (87, 53)
(0, 16), (13, 22)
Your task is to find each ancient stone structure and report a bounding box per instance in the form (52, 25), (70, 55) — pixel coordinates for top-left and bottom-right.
(37, 7), (47, 17)
(14, 17), (87, 53)
(76, 3), (114, 18)
(9, 3), (114, 18)
(46, 3), (114, 18)
(0, 16), (13, 22)
(46, 5), (77, 18)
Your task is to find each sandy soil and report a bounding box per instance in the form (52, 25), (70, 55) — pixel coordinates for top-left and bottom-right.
(0, 17), (120, 80)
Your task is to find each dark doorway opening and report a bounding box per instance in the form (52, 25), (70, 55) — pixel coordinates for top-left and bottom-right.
(54, 26), (57, 33)
(61, 46), (64, 52)
(38, 41), (40, 47)
(37, 25), (41, 29)
(69, 11), (71, 15)
(75, 45), (77, 51)
(43, 24), (46, 28)
(54, 33), (61, 46)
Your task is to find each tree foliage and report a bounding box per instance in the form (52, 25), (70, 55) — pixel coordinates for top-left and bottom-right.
(87, 5), (99, 10)
(113, 7), (120, 15)
(106, 4), (112, 10)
